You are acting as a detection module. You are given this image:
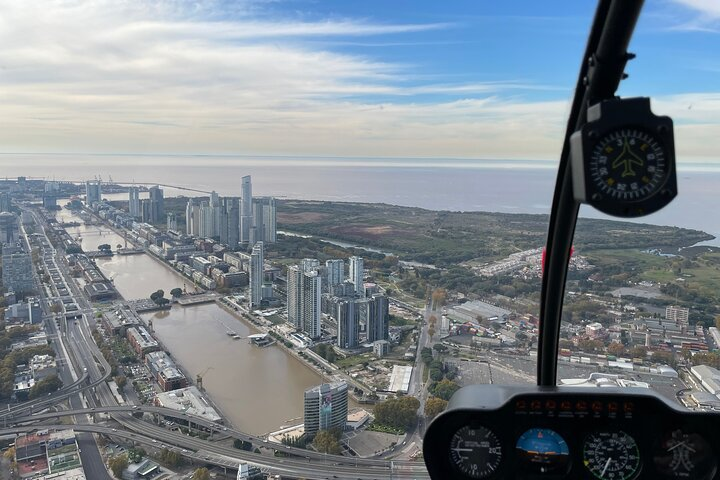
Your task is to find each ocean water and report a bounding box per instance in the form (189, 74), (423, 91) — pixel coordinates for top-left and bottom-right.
(1, 153), (718, 245)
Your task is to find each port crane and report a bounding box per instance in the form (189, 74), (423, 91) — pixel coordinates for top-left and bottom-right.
(196, 367), (213, 390)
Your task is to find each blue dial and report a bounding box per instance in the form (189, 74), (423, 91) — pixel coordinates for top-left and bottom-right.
(516, 428), (571, 474)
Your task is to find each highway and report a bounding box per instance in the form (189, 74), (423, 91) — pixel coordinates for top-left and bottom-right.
(11, 404), (430, 476)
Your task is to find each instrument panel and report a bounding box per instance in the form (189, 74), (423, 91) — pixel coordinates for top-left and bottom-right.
(423, 385), (720, 479)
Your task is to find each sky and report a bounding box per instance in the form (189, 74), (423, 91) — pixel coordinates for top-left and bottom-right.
(0, 0), (719, 163)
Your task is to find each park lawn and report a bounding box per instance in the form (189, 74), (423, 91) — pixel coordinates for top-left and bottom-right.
(334, 354), (373, 369)
(584, 248), (673, 272)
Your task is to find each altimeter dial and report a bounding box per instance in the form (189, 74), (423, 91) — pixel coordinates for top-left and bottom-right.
(449, 425), (503, 478)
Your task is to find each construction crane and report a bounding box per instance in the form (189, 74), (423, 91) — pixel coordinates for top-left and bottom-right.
(196, 367), (213, 390)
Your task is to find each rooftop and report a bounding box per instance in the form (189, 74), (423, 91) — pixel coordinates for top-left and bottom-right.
(154, 386), (222, 423)
(387, 365), (413, 393)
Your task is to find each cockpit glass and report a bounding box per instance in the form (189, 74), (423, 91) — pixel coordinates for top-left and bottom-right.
(562, 169), (720, 406)
(557, 5), (720, 408)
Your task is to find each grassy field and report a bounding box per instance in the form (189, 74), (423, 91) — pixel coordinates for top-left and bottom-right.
(586, 249), (720, 304)
(278, 200), (713, 267)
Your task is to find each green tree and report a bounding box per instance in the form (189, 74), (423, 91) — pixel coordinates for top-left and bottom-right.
(108, 454), (128, 477)
(150, 289), (165, 303)
(631, 346), (649, 359)
(607, 342), (626, 357)
(159, 448), (181, 467)
(170, 288), (183, 298)
(420, 347), (433, 365)
(424, 397), (448, 419)
(127, 447), (146, 463)
(429, 368), (443, 382)
(114, 375), (127, 389)
(192, 467), (211, 480)
(431, 379), (461, 401)
(98, 244), (111, 251)
(233, 439), (252, 451)
(373, 396), (420, 430)
(313, 429), (341, 454)
(28, 375), (62, 399)
(652, 350), (676, 367)
(432, 344), (448, 354)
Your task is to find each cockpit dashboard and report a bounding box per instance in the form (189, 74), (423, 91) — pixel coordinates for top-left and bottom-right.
(423, 385), (719, 479)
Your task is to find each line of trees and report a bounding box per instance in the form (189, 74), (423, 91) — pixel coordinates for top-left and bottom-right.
(373, 396), (420, 431)
(312, 429), (342, 454)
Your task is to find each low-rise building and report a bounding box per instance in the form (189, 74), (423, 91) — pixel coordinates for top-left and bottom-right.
(30, 355), (57, 381)
(145, 351), (188, 392)
(387, 365), (413, 394)
(122, 458), (160, 480)
(101, 307), (141, 336)
(585, 322), (604, 338)
(126, 326), (160, 358)
(84, 281), (116, 300)
(373, 340), (390, 358)
(691, 365), (720, 394)
(11, 332), (49, 351)
(4, 298), (42, 324)
(153, 386), (222, 424)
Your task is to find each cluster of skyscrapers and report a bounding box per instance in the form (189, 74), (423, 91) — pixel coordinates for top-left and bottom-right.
(185, 176), (276, 250)
(127, 185), (165, 224)
(286, 256), (389, 347)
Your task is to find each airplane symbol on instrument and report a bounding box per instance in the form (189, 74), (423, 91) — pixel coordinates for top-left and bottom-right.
(612, 138), (644, 178)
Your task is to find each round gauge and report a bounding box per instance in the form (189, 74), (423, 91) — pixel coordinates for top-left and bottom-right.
(583, 431), (641, 480)
(516, 428), (571, 474)
(449, 425), (502, 479)
(653, 429), (717, 479)
(588, 128), (668, 202)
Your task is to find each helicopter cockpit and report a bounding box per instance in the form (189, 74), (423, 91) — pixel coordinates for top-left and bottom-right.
(423, 1), (720, 478)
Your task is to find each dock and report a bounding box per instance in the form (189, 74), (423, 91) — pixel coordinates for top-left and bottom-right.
(116, 248), (145, 255)
(177, 292), (221, 306)
(127, 298), (171, 313)
(248, 333), (275, 347)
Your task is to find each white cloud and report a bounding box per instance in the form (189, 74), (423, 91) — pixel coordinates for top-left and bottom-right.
(0, 1), (717, 162)
(670, 0), (720, 18)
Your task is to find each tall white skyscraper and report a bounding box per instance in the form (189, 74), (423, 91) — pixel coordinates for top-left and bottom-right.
(287, 260), (322, 338)
(210, 191), (221, 236)
(250, 242), (264, 307)
(240, 175), (252, 244)
(261, 197), (277, 243)
(336, 298), (358, 349)
(148, 185), (164, 224)
(325, 259), (344, 288)
(219, 197), (240, 248)
(199, 201), (215, 238)
(185, 198), (200, 236)
(287, 265), (303, 329)
(348, 256), (364, 295)
(302, 258), (320, 272)
(85, 180), (101, 205)
(250, 197), (277, 244)
(166, 212), (178, 232)
(301, 270), (322, 338)
(367, 294), (389, 341)
(128, 187), (140, 218)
